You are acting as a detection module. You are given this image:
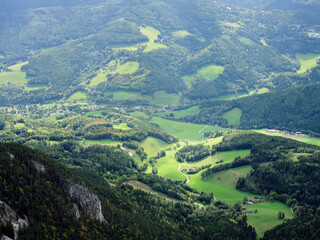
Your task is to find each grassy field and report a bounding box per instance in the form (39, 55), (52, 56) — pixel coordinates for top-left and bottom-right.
(140, 26), (167, 52)
(296, 53), (320, 74)
(126, 180), (184, 202)
(68, 91), (87, 104)
(212, 165), (252, 189)
(260, 38), (268, 46)
(84, 110), (103, 117)
(172, 30), (191, 36)
(157, 149), (186, 181)
(155, 106), (200, 118)
(188, 171), (258, 205)
(222, 108), (242, 125)
(246, 201), (293, 237)
(85, 139), (122, 146)
(152, 91), (180, 105)
(0, 62), (28, 84)
(129, 111), (149, 118)
(254, 129), (320, 146)
(223, 22), (240, 28)
(203, 136), (224, 147)
(183, 65), (225, 85)
(115, 61), (139, 74)
(239, 37), (255, 45)
(140, 137), (171, 157)
(210, 88), (268, 101)
(257, 88), (270, 94)
(150, 117), (229, 144)
(181, 149), (251, 169)
(90, 69), (108, 87)
(113, 123), (132, 130)
(24, 84), (48, 91)
(105, 90), (179, 105)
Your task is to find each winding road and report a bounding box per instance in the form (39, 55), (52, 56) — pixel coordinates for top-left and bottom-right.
(173, 153), (191, 183)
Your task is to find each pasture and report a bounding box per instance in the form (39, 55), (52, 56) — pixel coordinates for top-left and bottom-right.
(157, 150), (186, 181)
(188, 171), (258, 205)
(113, 123), (132, 130)
(105, 90), (179, 105)
(180, 149), (251, 169)
(24, 84), (48, 91)
(115, 61), (139, 74)
(246, 201), (293, 237)
(222, 108), (242, 125)
(239, 37), (255, 45)
(0, 61), (28, 84)
(140, 137), (171, 157)
(85, 139), (122, 146)
(203, 136), (224, 147)
(90, 69), (108, 87)
(84, 110), (103, 117)
(129, 111), (149, 118)
(149, 117), (228, 144)
(68, 91), (87, 104)
(296, 53), (320, 74)
(172, 30), (191, 36)
(140, 26), (167, 52)
(155, 106), (200, 118)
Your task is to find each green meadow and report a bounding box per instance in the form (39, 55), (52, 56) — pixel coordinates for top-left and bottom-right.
(157, 149), (186, 181)
(183, 64), (225, 86)
(140, 137), (171, 157)
(90, 69), (108, 87)
(115, 61), (139, 74)
(172, 30), (192, 36)
(24, 84), (48, 91)
(113, 123), (132, 130)
(140, 26), (167, 52)
(188, 171), (258, 205)
(222, 108), (242, 125)
(0, 62), (28, 84)
(203, 136), (224, 147)
(85, 139), (122, 146)
(154, 106), (200, 118)
(223, 22), (240, 28)
(105, 90), (180, 105)
(246, 201), (293, 237)
(238, 37), (255, 45)
(296, 53), (320, 74)
(84, 110), (103, 117)
(180, 149), (251, 169)
(150, 117), (228, 144)
(68, 91), (87, 104)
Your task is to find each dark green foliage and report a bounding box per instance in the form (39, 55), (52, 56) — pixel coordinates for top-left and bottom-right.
(176, 144), (211, 162)
(263, 216), (320, 240)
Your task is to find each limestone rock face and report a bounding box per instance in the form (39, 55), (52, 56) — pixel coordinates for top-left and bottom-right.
(0, 200), (29, 240)
(64, 181), (106, 222)
(31, 160), (46, 173)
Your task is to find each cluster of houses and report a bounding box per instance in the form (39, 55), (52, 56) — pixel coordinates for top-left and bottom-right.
(267, 129), (307, 137)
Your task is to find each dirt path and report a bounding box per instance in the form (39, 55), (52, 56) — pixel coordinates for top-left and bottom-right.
(173, 153), (191, 183)
(199, 125), (209, 141)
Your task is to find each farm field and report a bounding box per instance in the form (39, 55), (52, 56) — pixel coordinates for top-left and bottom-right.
(125, 180), (184, 202)
(154, 106), (200, 118)
(84, 110), (103, 117)
(246, 201), (293, 237)
(222, 108), (242, 125)
(188, 171), (258, 205)
(203, 136), (224, 146)
(90, 69), (108, 87)
(296, 53), (320, 74)
(149, 117), (228, 144)
(254, 129), (320, 146)
(129, 111), (149, 118)
(140, 137), (171, 157)
(239, 37), (255, 45)
(172, 30), (191, 36)
(157, 149), (186, 181)
(212, 165), (252, 189)
(183, 64), (225, 86)
(113, 123), (132, 130)
(24, 84), (48, 91)
(115, 61), (139, 74)
(140, 26), (167, 52)
(68, 91), (87, 104)
(85, 139), (122, 146)
(180, 149), (251, 169)
(0, 61), (28, 84)
(105, 90), (180, 105)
